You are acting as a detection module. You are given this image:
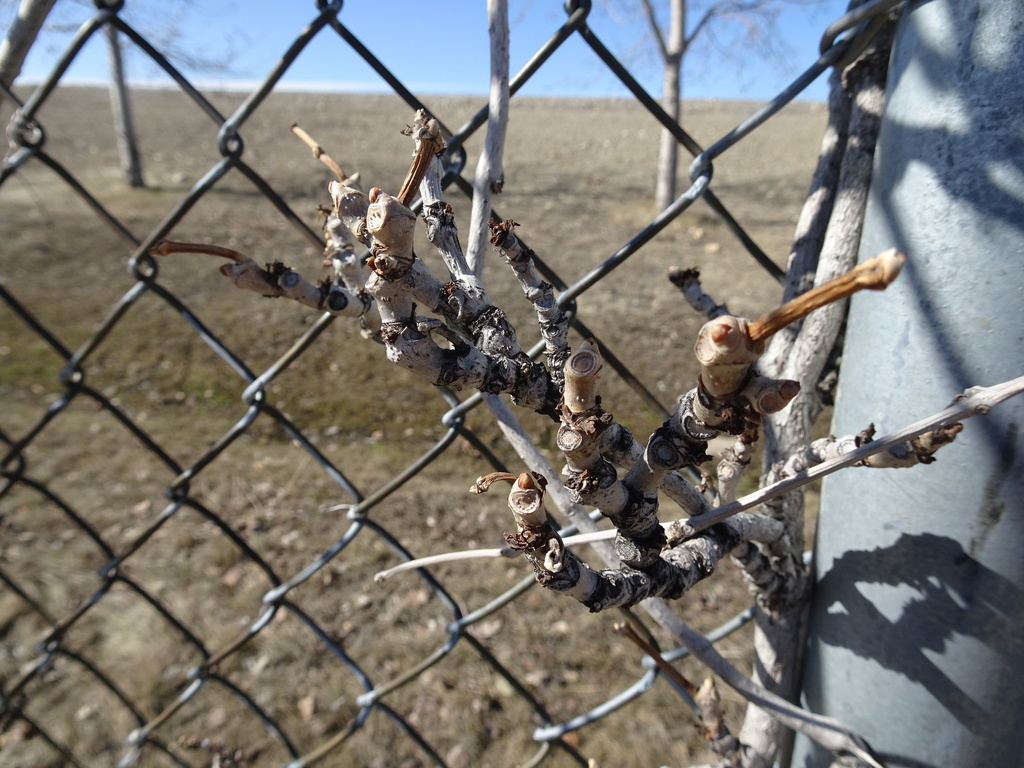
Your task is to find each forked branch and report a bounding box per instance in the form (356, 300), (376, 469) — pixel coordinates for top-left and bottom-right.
(159, 105), (1023, 768)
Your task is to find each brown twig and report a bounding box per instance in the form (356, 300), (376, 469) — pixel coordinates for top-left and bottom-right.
(614, 619), (698, 696)
(747, 248), (905, 343)
(290, 122), (348, 183)
(397, 111), (445, 207)
(469, 471), (520, 494)
(149, 240), (248, 261)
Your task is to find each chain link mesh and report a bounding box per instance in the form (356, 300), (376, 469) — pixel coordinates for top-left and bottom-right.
(1, 1), (894, 765)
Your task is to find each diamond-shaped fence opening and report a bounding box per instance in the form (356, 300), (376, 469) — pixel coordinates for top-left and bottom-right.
(1, 1), (894, 766)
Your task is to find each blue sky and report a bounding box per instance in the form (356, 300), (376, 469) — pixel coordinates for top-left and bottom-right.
(13, 0), (850, 102)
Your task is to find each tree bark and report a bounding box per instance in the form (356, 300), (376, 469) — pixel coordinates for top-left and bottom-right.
(105, 24), (145, 188)
(653, 0), (685, 211)
(655, 54), (682, 210)
(465, 0), (509, 278)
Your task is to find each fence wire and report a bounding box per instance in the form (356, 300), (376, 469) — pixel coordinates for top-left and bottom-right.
(1, 1), (895, 766)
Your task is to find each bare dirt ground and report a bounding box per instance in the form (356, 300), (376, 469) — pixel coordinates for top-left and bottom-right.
(0, 87), (827, 767)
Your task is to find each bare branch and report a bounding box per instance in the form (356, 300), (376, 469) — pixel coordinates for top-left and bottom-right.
(668, 266), (731, 320)
(686, 0), (779, 50)
(672, 376), (1024, 540)
(290, 122), (348, 183)
(684, 5), (720, 50)
(491, 472), (885, 764)
(465, 0), (509, 277)
(650, 604), (887, 768)
(150, 241), (368, 317)
(490, 219), (571, 389)
(495, 473), (773, 611)
(638, 0), (671, 61)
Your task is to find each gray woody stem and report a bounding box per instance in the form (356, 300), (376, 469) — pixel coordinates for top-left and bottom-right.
(493, 473), (885, 768)
(150, 241), (369, 318)
(489, 473), (780, 612)
(489, 219), (571, 391)
(466, 0), (509, 278)
(671, 377), (1024, 540)
(435, 383), (1006, 558)
(648, 600), (887, 768)
(413, 115), (560, 416)
(740, 27), (898, 758)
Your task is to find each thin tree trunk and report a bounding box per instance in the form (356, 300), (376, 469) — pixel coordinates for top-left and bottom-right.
(655, 56), (682, 210)
(0, 0), (57, 105)
(654, 0), (686, 211)
(105, 24), (144, 188)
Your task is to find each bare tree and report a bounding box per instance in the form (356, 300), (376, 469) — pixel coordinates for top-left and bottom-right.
(105, 24), (144, 187)
(3, 1), (235, 186)
(632, 0), (809, 210)
(96, 3), (234, 189)
(1, 1), (143, 186)
(641, 0), (685, 211)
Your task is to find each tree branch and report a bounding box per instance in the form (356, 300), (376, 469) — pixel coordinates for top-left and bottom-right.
(671, 376), (1024, 540)
(491, 472), (886, 767)
(638, 0), (671, 61)
(466, 0), (509, 277)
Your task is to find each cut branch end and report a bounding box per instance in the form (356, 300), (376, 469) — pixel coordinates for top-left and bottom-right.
(563, 339), (603, 413)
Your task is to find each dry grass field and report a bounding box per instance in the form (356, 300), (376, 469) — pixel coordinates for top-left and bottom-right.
(0, 86), (827, 767)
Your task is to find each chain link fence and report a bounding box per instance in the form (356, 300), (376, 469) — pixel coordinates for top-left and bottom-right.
(1, 1), (895, 766)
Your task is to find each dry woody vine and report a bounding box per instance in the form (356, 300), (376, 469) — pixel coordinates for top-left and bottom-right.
(148, 104), (1024, 768)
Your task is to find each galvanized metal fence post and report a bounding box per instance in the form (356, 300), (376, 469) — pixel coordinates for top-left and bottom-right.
(791, 1), (1024, 766)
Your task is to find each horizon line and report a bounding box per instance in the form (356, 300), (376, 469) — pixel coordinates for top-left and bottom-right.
(16, 76), (824, 104)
